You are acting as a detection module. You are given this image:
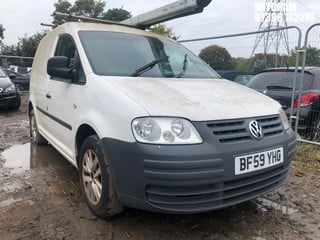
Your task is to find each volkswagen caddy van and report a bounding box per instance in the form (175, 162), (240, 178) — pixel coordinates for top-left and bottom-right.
(29, 22), (296, 217)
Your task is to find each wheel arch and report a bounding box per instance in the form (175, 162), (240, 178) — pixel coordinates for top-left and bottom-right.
(75, 124), (97, 167)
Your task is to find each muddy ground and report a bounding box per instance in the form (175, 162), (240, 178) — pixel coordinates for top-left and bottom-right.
(0, 95), (319, 240)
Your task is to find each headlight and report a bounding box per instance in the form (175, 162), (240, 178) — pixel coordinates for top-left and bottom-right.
(132, 117), (202, 144)
(279, 108), (290, 130)
(5, 84), (16, 93)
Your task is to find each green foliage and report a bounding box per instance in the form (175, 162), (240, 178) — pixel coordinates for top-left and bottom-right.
(248, 53), (289, 73)
(103, 8), (132, 22)
(70, 0), (105, 18)
(233, 57), (250, 71)
(52, 0), (72, 25)
(305, 45), (320, 66)
(18, 32), (47, 57)
(150, 24), (179, 40)
(286, 46), (320, 67)
(199, 45), (234, 70)
(52, 0), (132, 25)
(0, 31), (47, 66)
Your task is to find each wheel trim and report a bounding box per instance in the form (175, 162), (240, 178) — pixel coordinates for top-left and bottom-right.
(82, 149), (102, 205)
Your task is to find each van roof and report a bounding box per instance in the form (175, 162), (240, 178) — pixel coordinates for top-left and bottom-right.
(54, 21), (172, 41)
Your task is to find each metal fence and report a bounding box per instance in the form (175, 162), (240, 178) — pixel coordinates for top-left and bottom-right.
(297, 23), (320, 145)
(180, 24), (320, 145)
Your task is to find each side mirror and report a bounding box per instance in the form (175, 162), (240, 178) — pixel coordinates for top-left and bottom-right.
(47, 56), (77, 80)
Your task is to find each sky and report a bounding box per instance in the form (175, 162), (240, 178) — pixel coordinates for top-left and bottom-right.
(1, 0), (320, 56)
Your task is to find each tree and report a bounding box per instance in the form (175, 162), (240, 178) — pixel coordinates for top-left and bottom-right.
(0, 24), (5, 44)
(52, 0), (132, 25)
(248, 53), (289, 73)
(199, 45), (234, 70)
(103, 8), (132, 22)
(150, 24), (179, 40)
(18, 31), (47, 57)
(0, 31), (47, 66)
(52, 0), (72, 25)
(70, 0), (105, 18)
(233, 57), (250, 72)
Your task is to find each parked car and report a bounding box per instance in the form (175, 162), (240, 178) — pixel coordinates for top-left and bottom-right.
(0, 68), (21, 110)
(247, 67), (320, 139)
(8, 65), (32, 76)
(216, 70), (254, 85)
(29, 21), (296, 217)
(5, 69), (30, 91)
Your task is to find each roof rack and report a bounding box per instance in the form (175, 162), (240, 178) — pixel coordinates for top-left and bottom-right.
(51, 0), (212, 30)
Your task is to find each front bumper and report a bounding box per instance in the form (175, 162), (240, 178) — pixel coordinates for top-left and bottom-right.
(102, 116), (297, 214)
(0, 93), (21, 108)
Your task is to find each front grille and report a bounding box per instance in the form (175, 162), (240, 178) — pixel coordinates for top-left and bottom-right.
(207, 115), (283, 143)
(145, 163), (290, 212)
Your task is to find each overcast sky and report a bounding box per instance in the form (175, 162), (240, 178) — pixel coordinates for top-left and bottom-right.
(1, 0), (320, 55)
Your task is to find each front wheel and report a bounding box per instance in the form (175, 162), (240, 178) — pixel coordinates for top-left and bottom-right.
(79, 135), (123, 218)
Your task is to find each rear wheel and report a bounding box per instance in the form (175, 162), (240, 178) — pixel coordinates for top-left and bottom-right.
(29, 110), (47, 144)
(79, 135), (123, 218)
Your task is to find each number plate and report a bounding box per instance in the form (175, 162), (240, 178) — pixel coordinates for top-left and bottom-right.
(235, 147), (284, 175)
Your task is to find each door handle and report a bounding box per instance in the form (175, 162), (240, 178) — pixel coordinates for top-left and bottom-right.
(46, 93), (52, 99)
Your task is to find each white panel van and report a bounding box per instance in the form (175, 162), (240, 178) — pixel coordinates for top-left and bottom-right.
(29, 22), (296, 217)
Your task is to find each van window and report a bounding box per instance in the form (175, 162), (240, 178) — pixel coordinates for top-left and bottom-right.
(54, 35), (85, 84)
(79, 31), (219, 79)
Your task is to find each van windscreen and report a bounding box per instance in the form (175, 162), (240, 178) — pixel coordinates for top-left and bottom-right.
(78, 31), (219, 79)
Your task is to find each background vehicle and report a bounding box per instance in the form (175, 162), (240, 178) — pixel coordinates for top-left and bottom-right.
(247, 67), (320, 140)
(5, 69), (30, 92)
(0, 68), (21, 110)
(216, 70), (254, 85)
(8, 65), (32, 76)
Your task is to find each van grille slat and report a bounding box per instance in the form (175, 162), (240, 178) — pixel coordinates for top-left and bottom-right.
(207, 115), (283, 143)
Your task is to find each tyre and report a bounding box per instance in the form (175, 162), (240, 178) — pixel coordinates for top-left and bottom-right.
(29, 109), (47, 144)
(79, 135), (123, 217)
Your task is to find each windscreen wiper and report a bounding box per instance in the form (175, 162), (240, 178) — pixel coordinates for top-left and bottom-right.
(266, 85), (293, 90)
(132, 56), (169, 77)
(176, 54), (188, 78)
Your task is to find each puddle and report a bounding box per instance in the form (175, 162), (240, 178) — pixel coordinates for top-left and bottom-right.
(0, 143), (70, 173)
(255, 197), (299, 215)
(1, 144), (30, 173)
